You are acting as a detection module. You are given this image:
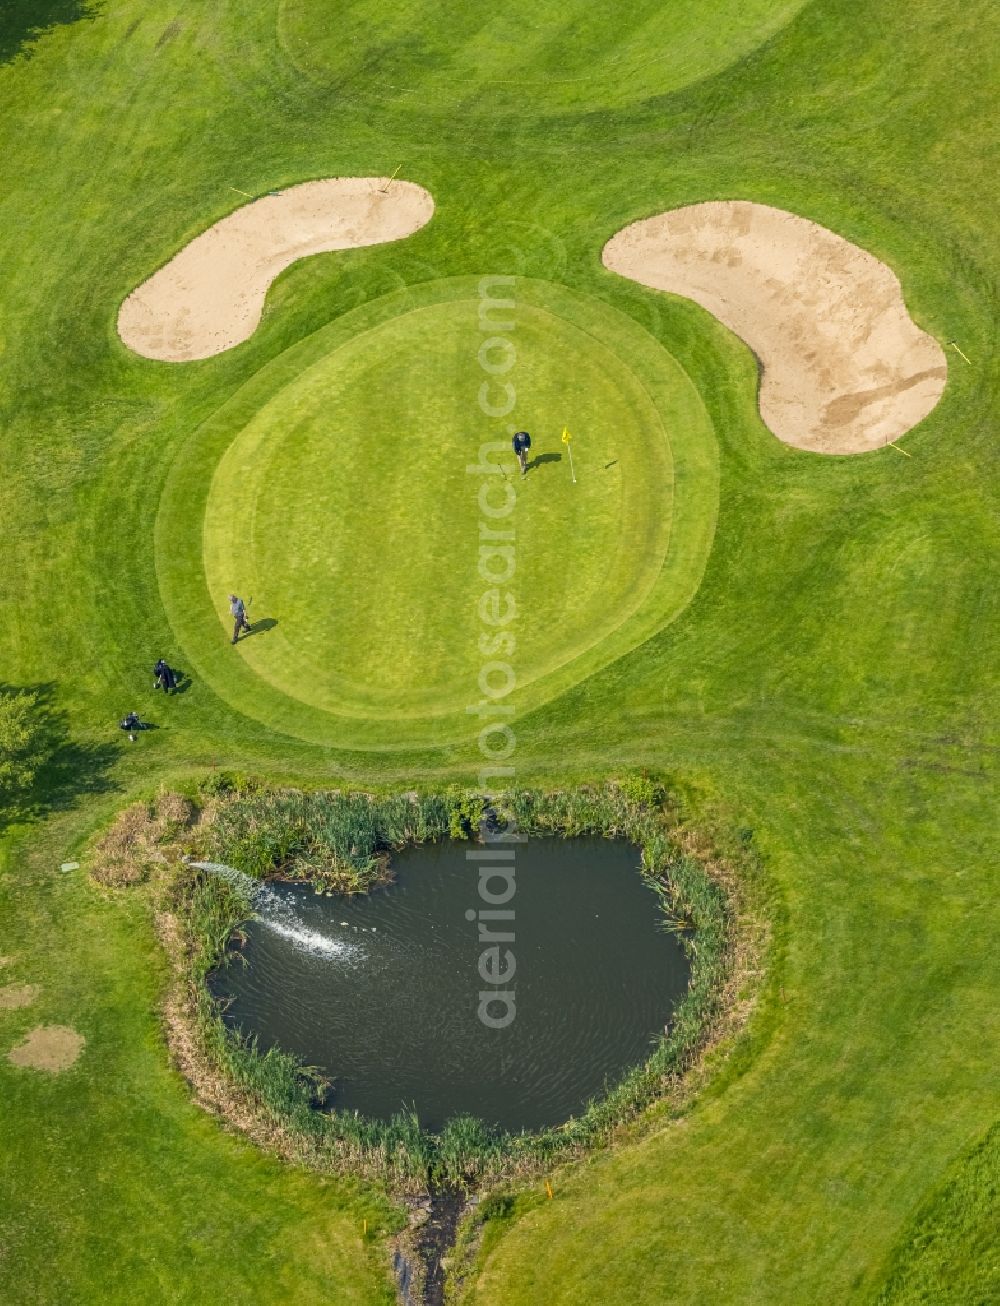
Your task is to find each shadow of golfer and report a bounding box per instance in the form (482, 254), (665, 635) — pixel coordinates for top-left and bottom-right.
(244, 617), (278, 638)
(527, 453), (562, 473)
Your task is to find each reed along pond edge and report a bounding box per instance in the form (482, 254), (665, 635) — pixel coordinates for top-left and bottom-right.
(132, 779), (775, 1200)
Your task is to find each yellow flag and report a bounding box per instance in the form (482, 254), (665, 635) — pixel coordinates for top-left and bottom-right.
(561, 427), (572, 444)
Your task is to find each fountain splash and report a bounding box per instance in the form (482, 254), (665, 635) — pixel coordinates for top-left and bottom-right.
(190, 861), (362, 962)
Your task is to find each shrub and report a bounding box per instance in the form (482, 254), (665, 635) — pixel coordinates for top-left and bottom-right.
(0, 688), (51, 813)
(446, 790), (486, 840)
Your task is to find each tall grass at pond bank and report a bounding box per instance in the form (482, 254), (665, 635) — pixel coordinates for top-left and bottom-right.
(165, 780), (764, 1190)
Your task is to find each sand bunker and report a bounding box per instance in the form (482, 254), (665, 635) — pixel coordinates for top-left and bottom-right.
(603, 201), (946, 453)
(118, 178), (434, 362)
(7, 1025), (85, 1072)
(0, 983), (40, 1010)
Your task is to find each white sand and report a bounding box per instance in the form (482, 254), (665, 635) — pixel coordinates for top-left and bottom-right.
(603, 201), (946, 453)
(118, 178), (434, 361)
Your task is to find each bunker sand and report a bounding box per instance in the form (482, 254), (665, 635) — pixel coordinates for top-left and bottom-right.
(7, 1025), (85, 1072)
(603, 201), (946, 453)
(118, 178), (434, 361)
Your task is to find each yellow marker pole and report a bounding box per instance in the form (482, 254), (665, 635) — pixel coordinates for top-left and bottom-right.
(948, 341), (972, 365)
(545, 1180), (554, 1200)
(363, 1219), (368, 1236)
(561, 428), (576, 484)
(380, 164), (403, 193)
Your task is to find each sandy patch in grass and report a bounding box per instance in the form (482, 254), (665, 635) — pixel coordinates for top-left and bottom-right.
(7, 1025), (85, 1072)
(603, 200), (946, 453)
(118, 177), (434, 362)
(0, 955), (13, 969)
(0, 983), (40, 1010)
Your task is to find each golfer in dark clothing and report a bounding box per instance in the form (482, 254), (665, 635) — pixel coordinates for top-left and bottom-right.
(119, 711), (143, 742)
(229, 594), (251, 644)
(512, 430), (531, 475)
(153, 660), (177, 693)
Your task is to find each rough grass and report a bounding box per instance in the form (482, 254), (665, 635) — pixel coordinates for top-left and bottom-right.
(876, 1123), (1000, 1305)
(0, 0), (996, 1302)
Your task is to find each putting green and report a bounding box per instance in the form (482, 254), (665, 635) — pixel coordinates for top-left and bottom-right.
(159, 278), (718, 746)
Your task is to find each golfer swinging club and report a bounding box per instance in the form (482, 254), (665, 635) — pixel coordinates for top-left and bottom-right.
(229, 593), (251, 644)
(512, 429), (532, 475)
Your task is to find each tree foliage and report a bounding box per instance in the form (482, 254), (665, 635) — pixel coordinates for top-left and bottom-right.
(0, 688), (48, 805)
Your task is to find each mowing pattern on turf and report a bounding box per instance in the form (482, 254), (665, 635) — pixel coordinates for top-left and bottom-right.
(158, 277), (718, 745)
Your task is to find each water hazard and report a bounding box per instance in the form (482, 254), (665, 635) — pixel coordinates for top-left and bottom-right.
(208, 839), (690, 1133)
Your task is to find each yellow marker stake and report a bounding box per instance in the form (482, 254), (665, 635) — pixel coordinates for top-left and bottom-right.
(948, 341), (972, 365)
(545, 1180), (554, 1200)
(561, 427), (576, 484)
(363, 1219), (368, 1236)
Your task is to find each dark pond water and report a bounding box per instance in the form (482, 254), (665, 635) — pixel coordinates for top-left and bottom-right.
(209, 839), (690, 1132)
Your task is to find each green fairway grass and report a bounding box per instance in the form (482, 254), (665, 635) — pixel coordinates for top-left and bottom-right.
(877, 1124), (1000, 1305)
(279, 0), (809, 113)
(0, 819), (397, 1306)
(0, 0), (997, 1302)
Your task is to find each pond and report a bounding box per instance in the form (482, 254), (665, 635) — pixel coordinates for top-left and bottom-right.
(209, 838), (690, 1133)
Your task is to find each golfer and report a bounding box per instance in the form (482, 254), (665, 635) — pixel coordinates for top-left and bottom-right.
(512, 430), (532, 475)
(119, 711), (142, 742)
(152, 659), (178, 694)
(229, 593), (251, 644)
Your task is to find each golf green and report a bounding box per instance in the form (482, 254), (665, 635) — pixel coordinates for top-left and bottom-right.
(3, 0), (998, 1301)
(162, 278), (718, 745)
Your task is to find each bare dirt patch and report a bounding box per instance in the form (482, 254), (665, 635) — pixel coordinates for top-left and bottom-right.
(0, 983), (40, 1010)
(7, 1025), (85, 1072)
(0, 955), (14, 969)
(118, 177), (434, 361)
(603, 200), (946, 453)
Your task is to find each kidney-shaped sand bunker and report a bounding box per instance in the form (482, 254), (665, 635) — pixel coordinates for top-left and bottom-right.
(603, 200), (946, 454)
(118, 177), (434, 362)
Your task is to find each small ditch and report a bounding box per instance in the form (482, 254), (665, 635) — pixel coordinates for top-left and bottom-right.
(394, 1186), (467, 1306)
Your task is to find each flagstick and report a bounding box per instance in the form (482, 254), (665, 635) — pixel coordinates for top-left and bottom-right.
(567, 442), (576, 484)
